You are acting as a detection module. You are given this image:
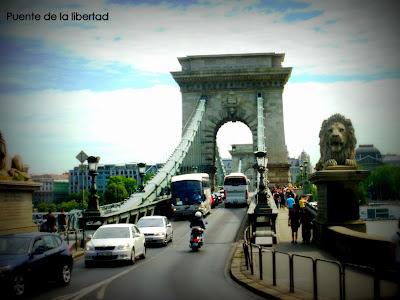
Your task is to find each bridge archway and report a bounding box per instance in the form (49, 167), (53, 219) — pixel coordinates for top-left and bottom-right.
(171, 53), (292, 189)
(216, 121), (255, 186)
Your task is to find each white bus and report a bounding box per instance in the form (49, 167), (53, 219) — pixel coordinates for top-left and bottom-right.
(170, 173), (212, 218)
(223, 172), (249, 208)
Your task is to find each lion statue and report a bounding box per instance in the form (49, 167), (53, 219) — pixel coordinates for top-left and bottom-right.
(0, 131), (30, 181)
(315, 114), (357, 171)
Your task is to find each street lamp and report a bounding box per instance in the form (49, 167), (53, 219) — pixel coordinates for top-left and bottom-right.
(254, 150), (267, 192)
(138, 162), (146, 191)
(86, 156), (100, 214)
(303, 160), (309, 194)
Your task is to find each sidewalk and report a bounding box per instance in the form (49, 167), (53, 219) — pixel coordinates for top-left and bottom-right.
(230, 208), (336, 299)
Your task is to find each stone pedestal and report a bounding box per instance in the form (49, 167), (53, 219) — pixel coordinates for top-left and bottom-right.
(0, 180), (41, 234)
(309, 167), (369, 245)
(267, 163), (290, 188)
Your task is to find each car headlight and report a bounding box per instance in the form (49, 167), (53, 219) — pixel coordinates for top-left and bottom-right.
(155, 232), (165, 236)
(115, 244), (130, 250)
(85, 244), (95, 251)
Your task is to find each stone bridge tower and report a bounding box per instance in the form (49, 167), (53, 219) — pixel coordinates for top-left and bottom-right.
(171, 53), (292, 188)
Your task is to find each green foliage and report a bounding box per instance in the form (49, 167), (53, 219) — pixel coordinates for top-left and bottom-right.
(37, 202), (48, 212)
(37, 202), (57, 212)
(57, 200), (81, 212)
(108, 176), (137, 194)
(310, 184), (317, 202)
(104, 178), (129, 204)
(68, 191), (89, 206)
(143, 172), (155, 185)
(362, 165), (400, 201)
(124, 177), (137, 194)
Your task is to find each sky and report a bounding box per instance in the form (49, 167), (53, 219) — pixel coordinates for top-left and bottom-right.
(0, 0), (399, 175)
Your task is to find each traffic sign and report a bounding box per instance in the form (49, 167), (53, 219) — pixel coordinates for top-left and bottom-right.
(76, 150), (88, 163)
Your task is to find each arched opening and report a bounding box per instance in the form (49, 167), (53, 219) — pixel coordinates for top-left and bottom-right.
(216, 121), (255, 189)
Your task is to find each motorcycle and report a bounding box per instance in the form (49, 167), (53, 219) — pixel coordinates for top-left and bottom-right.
(189, 226), (204, 251)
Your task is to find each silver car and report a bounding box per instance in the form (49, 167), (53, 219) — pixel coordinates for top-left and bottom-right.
(137, 216), (173, 246)
(84, 224), (146, 267)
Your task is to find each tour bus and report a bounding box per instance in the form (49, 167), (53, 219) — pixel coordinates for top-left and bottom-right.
(170, 173), (212, 218)
(223, 172), (249, 208)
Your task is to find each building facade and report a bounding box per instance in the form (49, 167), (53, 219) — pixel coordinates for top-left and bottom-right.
(32, 173), (69, 206)
(356, 144), (383, 171)
(288, 151), (312, 185)
(68, 163), (161, 194)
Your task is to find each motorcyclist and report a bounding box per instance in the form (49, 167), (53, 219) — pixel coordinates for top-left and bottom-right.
(190, 211), (206, 229)
(189, 211), (206, 247)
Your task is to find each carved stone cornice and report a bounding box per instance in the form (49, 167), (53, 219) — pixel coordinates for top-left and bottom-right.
(171, 68), (291, 92)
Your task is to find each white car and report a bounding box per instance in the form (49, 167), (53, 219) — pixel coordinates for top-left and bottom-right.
(137, 216), (173, 246)
(84, 224), (146, 267)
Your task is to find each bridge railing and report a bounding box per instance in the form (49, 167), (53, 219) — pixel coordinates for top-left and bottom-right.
(242, 227), (399, 299)
(98, 97), (207, 221)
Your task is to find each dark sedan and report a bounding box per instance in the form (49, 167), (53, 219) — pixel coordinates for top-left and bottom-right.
(0, 232), (73, 298)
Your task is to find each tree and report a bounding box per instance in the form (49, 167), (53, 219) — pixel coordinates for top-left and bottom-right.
(107, 176), (137, 194)
(37, 202), (57, 213)
(68, 191), (89, 209)
(104, 182), (128, 204)
(58, 200), (80, 212)
(124, 177), (137, 194)
(362, 165), (400, 201)
(143, 172), (155, 185)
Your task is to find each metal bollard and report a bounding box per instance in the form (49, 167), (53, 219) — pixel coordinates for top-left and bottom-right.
(250, 244), (254, 275)
(243, 243), (249, 270)
(74, 231), (78, 251)
(259, 246), (263, 280)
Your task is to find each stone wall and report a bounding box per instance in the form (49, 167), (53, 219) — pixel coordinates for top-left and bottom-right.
(0, 180), (40, 234)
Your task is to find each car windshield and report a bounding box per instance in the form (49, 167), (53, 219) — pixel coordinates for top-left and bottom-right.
(93, 227), (130, 239)
(0, 236), (31, 255)
(138, 218), (164, 227)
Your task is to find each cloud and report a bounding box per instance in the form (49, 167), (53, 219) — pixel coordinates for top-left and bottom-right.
(0, 85), (182, 173)
(283, 78), (400, 167)
(2, 0), (399, 78)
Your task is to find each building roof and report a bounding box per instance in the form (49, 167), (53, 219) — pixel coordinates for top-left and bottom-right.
(356, 144), (382, 156)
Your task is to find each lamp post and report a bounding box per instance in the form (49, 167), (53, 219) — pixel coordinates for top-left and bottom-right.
(303, 160), (310, 194)
(86, 156), (100, 214)
(252, 150), (277, 243)
(299, 164), (304, 186)
(254, 150), (267, 192)
(138, 163), (146, 191)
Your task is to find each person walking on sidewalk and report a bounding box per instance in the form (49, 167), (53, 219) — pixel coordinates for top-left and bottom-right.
(57, 208), (68, 237)
(288, 203), (300, 244)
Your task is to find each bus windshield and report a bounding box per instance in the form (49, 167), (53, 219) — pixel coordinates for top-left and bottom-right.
(171, 180), (203, 205)
(224, 176), (247, 186)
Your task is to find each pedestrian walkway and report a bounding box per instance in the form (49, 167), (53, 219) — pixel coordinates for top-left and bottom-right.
(273, 208), (335, 260)
(230, 208), (336, 300)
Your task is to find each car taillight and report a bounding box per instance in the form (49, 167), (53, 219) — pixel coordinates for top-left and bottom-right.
(224, 190), (227, 199)
(245, 190), (248, 200)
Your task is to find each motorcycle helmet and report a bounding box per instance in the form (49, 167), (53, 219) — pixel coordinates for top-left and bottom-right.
(195, 211), (202, 218)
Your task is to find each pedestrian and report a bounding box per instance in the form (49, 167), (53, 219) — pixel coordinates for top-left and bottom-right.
(57, 208), (68, 235)
(279, 189), (285, 208)
(301, 210), (312, 244)
(391, 219), (400, 268)
(45, 209), (57, 233)
(289, 203), (300, 244)
(287, 194), (295, 210)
